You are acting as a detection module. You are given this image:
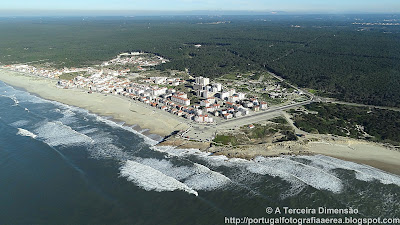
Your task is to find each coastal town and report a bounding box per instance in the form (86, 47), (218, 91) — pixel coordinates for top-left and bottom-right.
(4, 52), (310, 128)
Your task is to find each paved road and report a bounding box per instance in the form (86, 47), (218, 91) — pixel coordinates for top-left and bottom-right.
(218, 100), (313, 126)
(323, 100), (400, 112)
(268, 70), (400, 112)
(183, 100), (313, 142)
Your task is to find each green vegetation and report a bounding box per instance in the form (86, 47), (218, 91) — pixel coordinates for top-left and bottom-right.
(214, 135), (238, 146)
(59, 72), (79, 80)
(214, 118), (297, 146)
(0, 15), (399, 107)
(245, 124), (277, 139)
(292, 103), (400, 145)
(270, 117), (288, 124)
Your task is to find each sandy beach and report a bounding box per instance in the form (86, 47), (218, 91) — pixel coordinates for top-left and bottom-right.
(306, 138), (400, 175)
(161, 135), (400, 175)
(0, 69), (189, 137)
(2, 68), (400, 176)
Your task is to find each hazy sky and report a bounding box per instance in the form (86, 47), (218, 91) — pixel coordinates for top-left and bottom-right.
(2, 0), (400, 13)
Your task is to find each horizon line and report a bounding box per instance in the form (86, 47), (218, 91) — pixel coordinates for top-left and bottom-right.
(1, 9), (400, 17)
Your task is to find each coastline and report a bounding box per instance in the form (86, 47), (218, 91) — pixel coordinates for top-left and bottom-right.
(0, 69), (189, 137)
(1, 69), (400, 176)
(306, 137), (400, 176)
(160, 135), (400, 176)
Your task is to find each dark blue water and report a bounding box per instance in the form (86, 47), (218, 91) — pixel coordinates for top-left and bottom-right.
(0, 80), (399, 224)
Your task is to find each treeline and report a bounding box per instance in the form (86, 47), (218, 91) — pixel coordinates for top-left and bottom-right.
(292, 103), (400, 146)
(0, 16), (399, 106)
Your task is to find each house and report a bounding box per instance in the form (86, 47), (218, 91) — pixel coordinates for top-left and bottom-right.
(200, 100), (211, 107)
(243, 102), (254, 108)
(171, 95), (190, 106)
(195, 115), (204, 123)
(225, 102), (234, 108)
(206, 97), (216, 104)
(220, 91), (230, 100)
(260, 101), (268, 110)
(223, 113), (233, 120)
(203, 115), (213, 123)
(205, 106), (215, 112)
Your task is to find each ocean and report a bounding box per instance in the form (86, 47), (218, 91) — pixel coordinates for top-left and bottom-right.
(0, 80), (399, 225)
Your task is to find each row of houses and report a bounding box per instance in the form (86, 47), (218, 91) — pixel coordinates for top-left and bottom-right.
(7, 61), (272, 125)
(58, 74), (215, 123)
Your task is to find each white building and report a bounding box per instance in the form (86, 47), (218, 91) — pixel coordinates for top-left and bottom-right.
(202, 90), (215, 98)
(176, 92), (187, 98)
(195, 114), (213, 123)
(260, 102), (268, 110)
(152, 87), (168, 96)
(200, 100), (211, 107)
(195, 76), (210, 86)
(171, 95), (190, 106)
(223, 113), (233, 119)
(220, 91), (230, 100)
(206, 97), (216, 104)
(213, 83), (222, 92)
(228, 95), (240, 103)
(239, 107), (250, 115)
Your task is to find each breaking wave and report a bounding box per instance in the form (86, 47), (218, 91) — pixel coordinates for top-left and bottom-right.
(138, 158), (231, 191)
(34, 121), (93, 147)
(120, 160), (198, 196)
(17, 128), (37, 139)
(308, 155), (400, 186)
(247, 156), (343, 193)
(94, 115), (159, 146)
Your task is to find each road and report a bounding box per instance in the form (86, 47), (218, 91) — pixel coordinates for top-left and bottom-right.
(268, 70), (400, 112)
(218, 100), (312, 126)
(183, 100), (313, 142)
(322, 99), (400, 112)
(183, 68), (400, 142)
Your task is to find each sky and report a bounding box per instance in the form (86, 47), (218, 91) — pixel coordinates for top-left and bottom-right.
(1, 0), (400, 14)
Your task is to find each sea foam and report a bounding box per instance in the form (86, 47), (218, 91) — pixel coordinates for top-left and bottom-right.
(138, 158), (231, 191)
(17, 128), (37, 139)
(34, 121), (93, 147)
(10, 120), (30, 127)
(120, 160), (198, 196)
(311, 155), (400, 186)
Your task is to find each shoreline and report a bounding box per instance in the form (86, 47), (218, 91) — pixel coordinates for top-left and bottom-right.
(0, 69), (189, 137)
(8, 82), (164, 142)
(160, 136), (400, 176)
(2, 69), (400, 176)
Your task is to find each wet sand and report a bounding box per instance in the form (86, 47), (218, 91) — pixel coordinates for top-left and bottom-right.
(307, 139), (400, 175)
(0, 69), (188, 137)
